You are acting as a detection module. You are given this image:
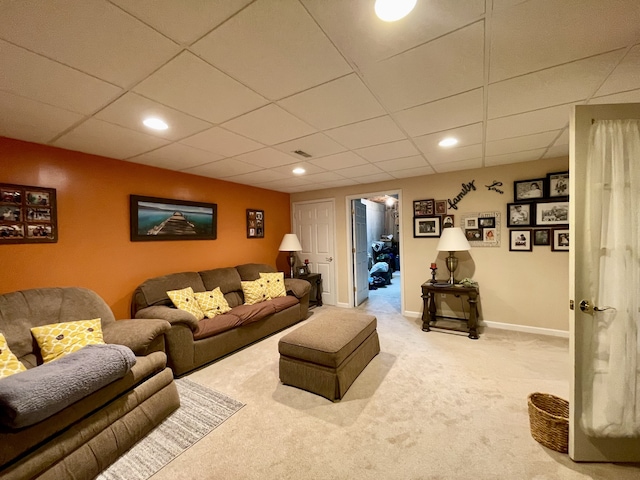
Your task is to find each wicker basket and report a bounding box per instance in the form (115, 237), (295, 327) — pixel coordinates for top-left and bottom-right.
(527, 392), (569, 453)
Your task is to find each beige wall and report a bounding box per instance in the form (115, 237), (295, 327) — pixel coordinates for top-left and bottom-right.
(291, 156), (570, 333)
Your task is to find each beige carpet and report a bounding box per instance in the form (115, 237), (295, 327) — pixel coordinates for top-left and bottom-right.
(149, 273), (640, 479)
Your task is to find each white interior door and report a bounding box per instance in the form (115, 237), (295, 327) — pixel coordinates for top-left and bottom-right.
(353, 200), (368, 306)
(570, 103), (640, 461)
(293, 200), (336, 306)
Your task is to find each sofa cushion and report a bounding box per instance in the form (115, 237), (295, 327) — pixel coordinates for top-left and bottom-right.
(236, 263), (276, 281)
(230, 302), (276, 325)
(241, 279), (271, 305)
(138, 272), (206, 309)
(31, 318), (104, 363)
(269, 295), (299, 313)
(193, 314), (243, 340)
(167, 287), (205, 321)
(198, 267), (243, 306)
(259, 272), (287, 298)
(0, 333), (26, 378)
(194, 288), (232, 318)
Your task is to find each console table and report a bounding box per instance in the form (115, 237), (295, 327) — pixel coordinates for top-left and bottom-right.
(296, 272), (323, 308)
(421, 282), (479, 339)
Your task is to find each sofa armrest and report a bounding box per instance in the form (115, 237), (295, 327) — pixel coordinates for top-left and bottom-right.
(102, 318), (170, 356)
(135, 305), (199, 331)
(284, 278), (311, 299)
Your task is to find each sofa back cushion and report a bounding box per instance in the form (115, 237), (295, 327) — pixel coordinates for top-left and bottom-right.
(199, 267), (243, 308)
(235, 263), (276, 281)
(133, 272), (205, 314)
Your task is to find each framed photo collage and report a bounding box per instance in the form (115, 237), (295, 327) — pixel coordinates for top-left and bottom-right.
(412, 198), (452, 238)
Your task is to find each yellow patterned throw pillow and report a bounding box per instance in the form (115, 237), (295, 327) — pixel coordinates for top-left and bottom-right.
(167, 286), (205, 320)
(194, 288), (232, 318)
(241, 279), (271, 305)
(0, 333), (26, 378)
(259, 272), (287, 298)
(31, 319), (104, 363)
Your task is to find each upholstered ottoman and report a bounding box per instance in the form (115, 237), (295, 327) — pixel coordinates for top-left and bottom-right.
(278, 313), (380, 401)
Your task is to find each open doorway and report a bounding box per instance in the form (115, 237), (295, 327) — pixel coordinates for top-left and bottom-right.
(347, 190), (402, 310)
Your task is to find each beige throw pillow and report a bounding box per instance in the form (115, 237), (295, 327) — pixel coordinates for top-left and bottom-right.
(259, 272), (287, 298)
(194, 287), (232, 318)
(241, 279), (271, 305)
(167, 286), (205, 320)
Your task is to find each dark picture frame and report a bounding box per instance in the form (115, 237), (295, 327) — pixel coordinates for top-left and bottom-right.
(246, 209), (264, 238)
(130, 195), (217, 242)
(478, 217), (495, 228)
(533, 229), (551, 246)
(465, 229), (482, 241)
(514, 178), (545, 202)
(509, 229), (532, 251)
(547, 171), (569, 198)
(442, 215), (454, 228)
(535, 200), (569, 226)
(0, 182), (57, 244)
(413, 199), (434, 217)
(552, 228), (570, 251)
(435, 200), (447, 215)
(413, 216), (441, 238)
(507, 202), (533, 227)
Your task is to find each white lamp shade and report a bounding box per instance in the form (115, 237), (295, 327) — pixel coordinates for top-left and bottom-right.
(436, 227), (471, 252)
(279, 233), (302, 252)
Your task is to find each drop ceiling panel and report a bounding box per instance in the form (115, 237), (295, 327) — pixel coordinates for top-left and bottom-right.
(53, 118), (169, 159)
(180, 127), (264, 157)
(395, 89), (484, 137)
(356, 172), (395, 184)
(376, 155), (428, 172)
(274, 133), (346, 159)
(234, 148), (300, 168)
(414, 123), (483, 157)
(95, 93), (212, 140)
(485, 149), (546, 167)
(182, 158), (261, 178)
(423, 144), (483, 165)
(0, 40), (121, 115)
(543, 145), (570, 159)
(325, 116), (406, 149)
(485, 131), (559, 157)
(221, 104), (316, 145)
(488, 51), (623, 119)
(309, 152), (368, 170)
(391, 166), (436, 178)
(278, 74), (386, 130)
(0, 0), (180, 87)
(299, 172), (347, 184)
(433, 158), (483, 173)
(127, 143), (222, 170)
(270, 162), (326, 176)
(590, 89), (640, 105)
(133, 52), (268, 124)
(361, 22), (484, 112)
(316, 179), (360, 189)
(110, 0), (252, 45)
(224, 169), (290, 186)
(595, 45), (640, 97)
(192, 0), (352, 100)
(486, 104), (572, 141)
(335, 164), (384, 178)
(0, 91), (84, 144)
(356, 140), (420, 162)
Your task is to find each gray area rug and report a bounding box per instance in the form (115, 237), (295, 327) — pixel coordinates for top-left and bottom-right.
(97, 377), (244, 480)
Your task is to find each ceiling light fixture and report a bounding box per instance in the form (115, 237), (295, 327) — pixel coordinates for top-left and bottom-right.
(143, 117), (168, 131)
(374, 0), (416, 22)
(438, 137), (458, 147)
(292, 167), (306, 175)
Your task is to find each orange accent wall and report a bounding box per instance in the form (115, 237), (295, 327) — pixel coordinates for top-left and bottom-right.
(0, 137), (292, 319)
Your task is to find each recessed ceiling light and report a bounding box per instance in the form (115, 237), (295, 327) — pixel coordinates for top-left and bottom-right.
(438, 137), (458, 147)
(375, 0), (416, 22)
(143, 117), (168, 131)
(292, 167), (306, 175)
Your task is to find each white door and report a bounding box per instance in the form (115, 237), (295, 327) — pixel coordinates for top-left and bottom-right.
(570, 103), (640, 461)
(353, 200), (368, 306)
(293, 200), (336, 306)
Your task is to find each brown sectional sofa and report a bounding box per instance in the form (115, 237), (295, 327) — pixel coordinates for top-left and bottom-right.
(0, 287), (180, 480)
(132, 263), (311, 376)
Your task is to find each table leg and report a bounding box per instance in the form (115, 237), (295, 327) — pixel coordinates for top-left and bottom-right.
(421, 291), (431, 331)
(467, 291), (479, 339)
(315, 277), (323, 306)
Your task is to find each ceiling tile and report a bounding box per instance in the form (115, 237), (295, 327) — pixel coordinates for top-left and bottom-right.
(224, 169), (290, 186)
(484, 149), (546, 167)
(424, 144), (483, 165)
(543, 145), (570, 159)
(95, 93), (212, 140)
(433, 158), (483, 173)
(234, 148), (300, 168)
(490, 0), (640, 83)
(595, 45), (640, 97)
(414, 123), (483, 158)
(0, 40), (121, 115)
(254, 177), (314, 190)
(221, 104), (316, 145)
(110, 0), (252, 45)
(180, 127), (264, 157)
(590, 89), (640, 105)
(356, 172), (395, 184)
(274, 133), (346, 159)
(488, 51), (623, 119)
(375, 155), (428, 172)
(355, 140), (419, 162)
(361, 22), (484, 111)
(394, 89), (483, 137)
(325, 116), (406, 149)
(53, 118), (169, 159)
(485, 131), (559, 157)
(0, 0), (180, 87)
(127, 143), (222, 170)
(181, 158), (261, 178)
(278, 74), (386, 130)
(133, 52), (268, 124)
(0, 91), (84, 144)
(308, 152), (368, 170)
(552, 129), (569, 147)
(270, 162), (327, 177)
(300, 0), (485, 67)
(391, 166), (435, 178)
(335, 164), (384, 178)
(298, 171), (347, 184)
(192, 0), (351, 100)
(316, 179), (360, 189)
(486, 104), (572, 141)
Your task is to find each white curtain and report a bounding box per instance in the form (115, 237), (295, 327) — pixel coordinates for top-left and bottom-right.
(581, 119), (640, 437)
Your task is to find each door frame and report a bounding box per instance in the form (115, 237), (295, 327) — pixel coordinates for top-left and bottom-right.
(345, 189), (403, 309)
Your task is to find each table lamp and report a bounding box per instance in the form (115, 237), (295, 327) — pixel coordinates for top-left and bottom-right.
(279, 233), (303, 278)
(436, 227), (471, 284)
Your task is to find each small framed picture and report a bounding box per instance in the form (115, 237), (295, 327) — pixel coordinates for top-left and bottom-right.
(414, 199), (435, 217)
(246, 209), (264, 238)
(552, 228), (570, 251)
(465, 229), (482, 241)
(507, 203), (533, 227)
(464, 217), (478, 229)
(547, 171), (569, 198)
(535, 201), (569, 226)
(533, 229), (551, 246)
(297, 265), (309, 276)
(435, 200), (447, 215)
(514, 178), (545, 202)
(510, 229), (532, 251)
(478, 217), (495, 228)
(413, 216), (441, 238)
(1, 182), (57, 244)
(442, 215), (454, 228)
(483, 228), (497, 243)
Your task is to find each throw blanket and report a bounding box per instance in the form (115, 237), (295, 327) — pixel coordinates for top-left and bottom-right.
(0, 344), (136, 429)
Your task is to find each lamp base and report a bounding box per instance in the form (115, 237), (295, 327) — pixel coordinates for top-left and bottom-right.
(287, 252), (296, 279)
(446, 251), (458, 284)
